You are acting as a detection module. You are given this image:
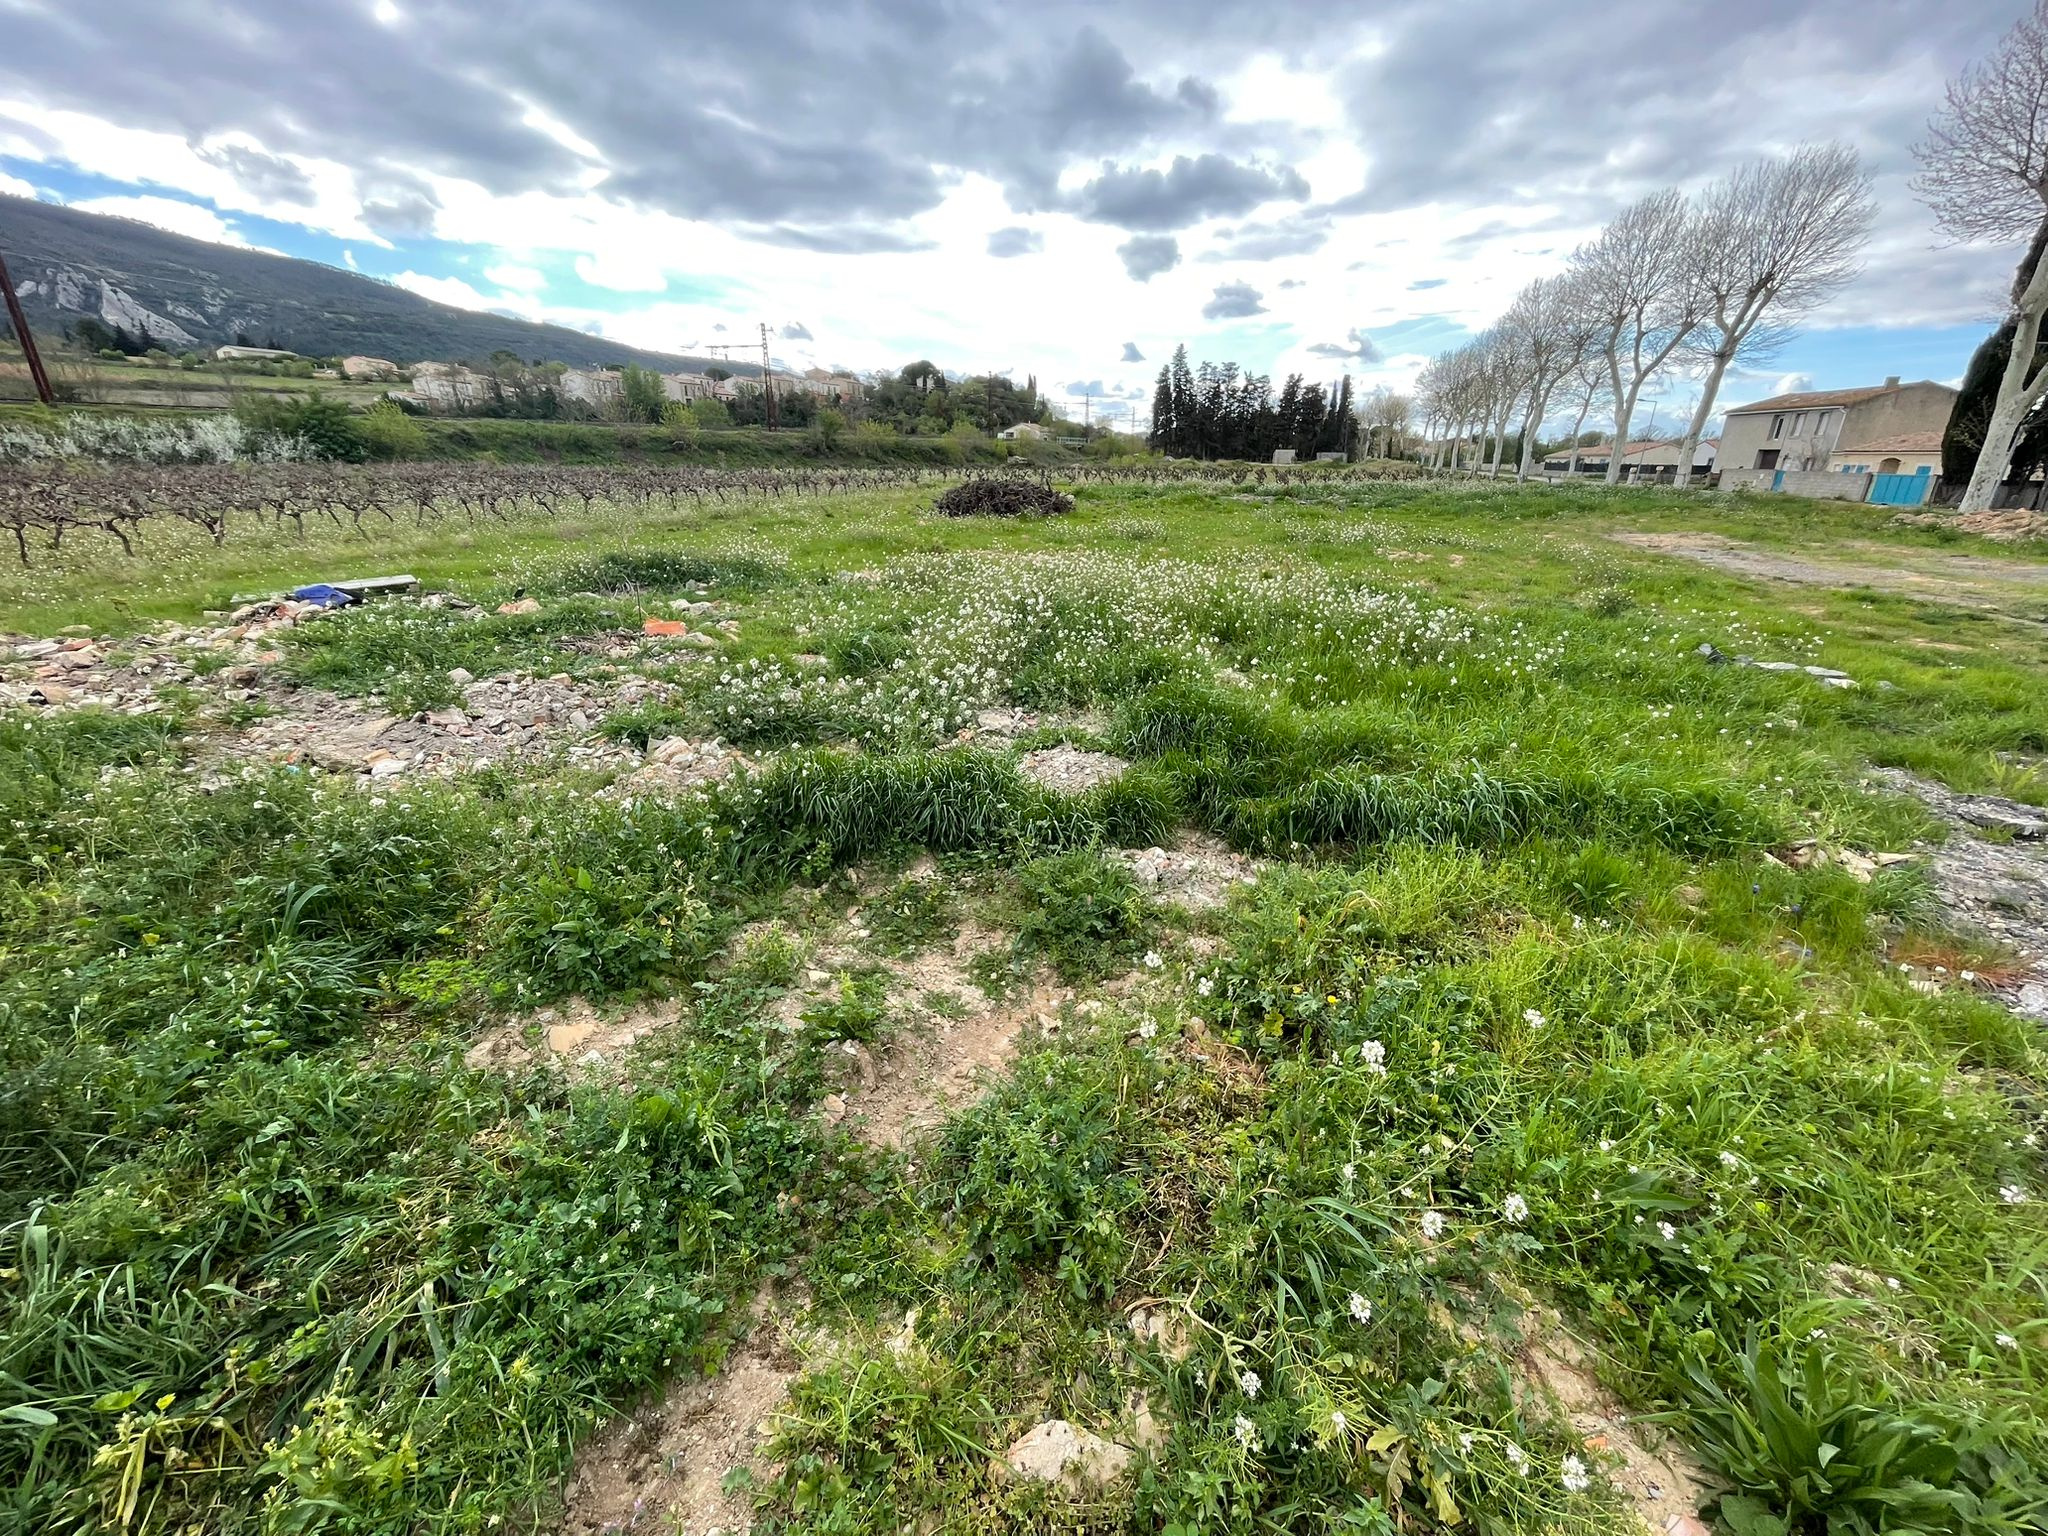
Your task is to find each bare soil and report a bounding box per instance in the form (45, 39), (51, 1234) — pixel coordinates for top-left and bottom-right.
(1607, 530), (2048, 615)
(558, 1286), (808, 1536)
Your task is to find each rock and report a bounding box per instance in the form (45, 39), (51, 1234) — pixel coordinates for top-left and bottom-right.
(29, 682), (72, 705)
(1019, 745), (1128, 794)
(642, 617), (690, 637)
(2015, 982), (2048, 1024)
(1000, 1421), (1133, 1491)
(12, 639), (60, 660)
(497, 598), (541, 615)
(365, 752), (410, 779)
(819, 1093), (848, 1125)
(548, 1021), (599, 1055)
(448, 667), (474, 685)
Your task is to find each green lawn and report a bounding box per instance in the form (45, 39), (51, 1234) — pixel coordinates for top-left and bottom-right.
(3, 475), (2045, 1536)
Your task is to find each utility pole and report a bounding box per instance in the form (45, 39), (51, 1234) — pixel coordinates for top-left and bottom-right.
(759, 321), (776, 432)
(0, 248), (53, 406)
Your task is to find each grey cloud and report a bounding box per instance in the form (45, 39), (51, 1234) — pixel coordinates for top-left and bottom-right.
(748, 224), (936, 254)
(1120, 342), (1145, 362)
(1116, 234), (1180, 281)
(199, 143), (315, 206)
(780, 321), (813, 340)
(1066, 379), (1107, 396)
(1201, 281), (1265, 320)
(1277, 278), (1305, 289)
(1175, 76), (1222, 116)
(1068, 154), (1308, 232)
(1306, 328), (1381, 361)
(1204, 219), (1328, 260)
(986, 226), (1043, 258)
(355, 168), (441, 238)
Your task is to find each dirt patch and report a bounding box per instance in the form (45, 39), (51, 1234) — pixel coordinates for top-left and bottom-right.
(1608, 529), (2048, 616)
(833, 977), (1065, 1149)
(1893, 507), (2048, 544)
(1520, 1327), (1713, 1536)
(1865, 769), (2048, 1023)
(1115, 832), (1261, 912)
(559, 1287), (807, 1536)
(1019, 745), (1128, 793)
(465, 996), (681, 1077)
(963, 705), (1113, 745)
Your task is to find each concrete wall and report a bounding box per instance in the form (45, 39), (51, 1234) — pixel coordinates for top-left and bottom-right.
(1839, 384), (1955, 447)
(1724, 467), (1871, 501)
(1720, 408), (1846, 472)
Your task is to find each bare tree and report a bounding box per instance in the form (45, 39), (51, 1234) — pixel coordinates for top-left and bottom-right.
(1669, 144), (1875, 487)
(1572, 189), (1704, 483)
(1500, 274), (1604, 479)
(1555, 355), (1609, 474)
(1357, 384), (1413, 459)
(1914, 1), (2048, 511)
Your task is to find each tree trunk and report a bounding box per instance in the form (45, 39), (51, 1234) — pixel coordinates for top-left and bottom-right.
(1516, 385), (1551, 480)
(1565, 391), (1593, 474)
(1672, 346), (1735, 490)
(1603, 350), (1637, 486)
(1962, 257), (2048, 513)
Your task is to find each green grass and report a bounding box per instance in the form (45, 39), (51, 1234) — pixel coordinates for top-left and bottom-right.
(2, 475), (2045, 1536)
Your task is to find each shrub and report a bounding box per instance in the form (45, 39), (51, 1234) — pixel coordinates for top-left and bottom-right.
(1010, 850), (1157, 981)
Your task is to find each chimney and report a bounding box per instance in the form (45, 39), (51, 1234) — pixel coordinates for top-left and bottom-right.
(1884, 375), (1900, 388)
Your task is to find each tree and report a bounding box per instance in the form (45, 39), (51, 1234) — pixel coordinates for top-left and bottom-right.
(1572, 189), (1703, 483)
(1499, 275), (1598, 479)
(1669, 144), (1874, 487)
(619, 364), (667, 424)
(1148, 365), (1175, 453)
(1913, 0), (2048, 510)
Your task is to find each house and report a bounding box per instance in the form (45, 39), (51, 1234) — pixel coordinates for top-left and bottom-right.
(1826, 431), (1944, 477)
(1719, 378), (1956, 473)
(998, 422), (1046, 441)
(393, 360), (491, 410)
(1540, 440), (1660, 473)
(1614, 437), (1718, 480)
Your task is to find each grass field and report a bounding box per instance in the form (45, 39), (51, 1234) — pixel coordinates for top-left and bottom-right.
(3, 474), (2046, 1536)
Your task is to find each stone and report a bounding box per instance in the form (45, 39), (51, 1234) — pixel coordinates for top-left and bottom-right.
(448, 667), (474, 685)
(642, 617), (690, 637)
(548, 1021), (599, 1055)
(497, 598), (541, 615)
(1000, 1421), (1133, 1491)
(365, 753), (410, 779)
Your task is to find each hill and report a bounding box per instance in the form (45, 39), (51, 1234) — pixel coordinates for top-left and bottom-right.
(0, 194), (762, 375)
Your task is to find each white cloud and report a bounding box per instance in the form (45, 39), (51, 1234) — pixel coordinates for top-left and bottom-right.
(0, 169), (35, 198)
(484, 262), (546, 291)
(68, 194), (249, 246)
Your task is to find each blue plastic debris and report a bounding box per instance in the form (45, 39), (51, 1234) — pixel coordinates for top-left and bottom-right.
(291, 584), (356, 609)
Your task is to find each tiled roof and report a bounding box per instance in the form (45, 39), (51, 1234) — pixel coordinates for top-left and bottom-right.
(1725, 381), (1947, 415)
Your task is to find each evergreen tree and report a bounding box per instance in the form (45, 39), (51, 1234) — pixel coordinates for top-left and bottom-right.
(1149, 365), (1174, 452)
(1168, 345), (1195, 457)
(1944, 322), (2048, 486)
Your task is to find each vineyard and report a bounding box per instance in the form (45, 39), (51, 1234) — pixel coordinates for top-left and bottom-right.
(0, 459), (1426, 564)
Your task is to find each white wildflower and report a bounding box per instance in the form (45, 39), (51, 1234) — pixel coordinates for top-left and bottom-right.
(1502, 1193), (1530, 1223)
(1562, 1454), (1590, 1494)
(1523, 1008), (1546, 1028)
(1233, 1413), (1259, 1450)
(1358, 1039), (1387, 1075)
(1238, 1369), (1261, 1399)
(1137, 1019), (1158, 1040)
(1196, 975), (1214, 996)
(1421, 1209), (1447, 1240)
(2000, 1185), (2029, 1205)
(1142, 950), (1163, 970)
(1349, 1292), (1372, 1324)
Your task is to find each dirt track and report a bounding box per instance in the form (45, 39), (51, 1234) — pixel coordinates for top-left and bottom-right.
(1609, 530), (2048, 615)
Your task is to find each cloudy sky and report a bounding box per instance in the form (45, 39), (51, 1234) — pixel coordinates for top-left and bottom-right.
(0, 0), (2032, 430)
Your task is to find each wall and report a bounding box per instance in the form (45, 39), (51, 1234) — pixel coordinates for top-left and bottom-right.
(1723, 467), (1871, 501)
(1837, 384), (1956, 447)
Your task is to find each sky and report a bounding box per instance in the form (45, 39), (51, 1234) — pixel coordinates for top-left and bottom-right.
(0, 0), (2035, 434)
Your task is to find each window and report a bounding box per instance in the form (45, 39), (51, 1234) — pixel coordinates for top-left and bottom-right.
(1771, 414), (1786, 439)
(1792, 411), (1808, 435)
(1755, 449), (1779, 470)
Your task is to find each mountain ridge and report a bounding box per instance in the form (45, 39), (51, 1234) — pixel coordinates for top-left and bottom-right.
(0, 194), (765, 376)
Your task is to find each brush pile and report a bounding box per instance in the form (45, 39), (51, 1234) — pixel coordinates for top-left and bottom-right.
(1892, 506), (2048, 542)
(932, 476), (1074, 518)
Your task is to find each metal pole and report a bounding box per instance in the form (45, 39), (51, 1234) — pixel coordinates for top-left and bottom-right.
(0, 248), (53, 406)
(759, 322), (775, 432)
